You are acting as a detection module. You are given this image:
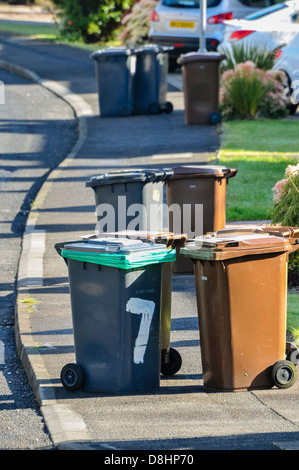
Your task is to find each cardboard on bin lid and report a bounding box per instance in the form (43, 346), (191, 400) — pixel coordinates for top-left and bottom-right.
(86, 168), (173, 187)
(180, 231), (298, 261)
(216, 225), (299, 238)
(62, 237), (167, 254)
(82, 231), (187, 248)
(169, 165), (237, 179)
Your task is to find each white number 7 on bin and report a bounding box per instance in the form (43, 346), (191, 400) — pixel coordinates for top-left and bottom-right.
(126, 298), (155, 364)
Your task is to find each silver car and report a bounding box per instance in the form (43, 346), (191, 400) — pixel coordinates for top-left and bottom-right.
(149, 0), (285, 70)
(273, 31), (299, 113)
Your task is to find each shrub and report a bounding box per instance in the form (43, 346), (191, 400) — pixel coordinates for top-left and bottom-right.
(120, 0), (158, 46)
(52, 0), (132, 43)
(219, 61), (289, 120)
(268, 163), (299, 287)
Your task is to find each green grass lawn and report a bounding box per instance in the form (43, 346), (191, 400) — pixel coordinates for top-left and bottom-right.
(219, 120), (299, 341)
(287, 293), (299, 341)
(0, 21), (120, 50)
(0, 21), (59, 40)
(218, 121), (299, 221)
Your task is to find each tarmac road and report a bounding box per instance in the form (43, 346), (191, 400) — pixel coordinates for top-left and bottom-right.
(0, 67), (77, 449)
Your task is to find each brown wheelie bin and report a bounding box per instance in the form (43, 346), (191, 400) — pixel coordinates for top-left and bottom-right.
(177, 52), (225, 125)
(181, 230), (299, 391)
(165, 165), (237, 273)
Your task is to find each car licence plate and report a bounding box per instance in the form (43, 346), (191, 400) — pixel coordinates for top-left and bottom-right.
(169, 20), (195, 28)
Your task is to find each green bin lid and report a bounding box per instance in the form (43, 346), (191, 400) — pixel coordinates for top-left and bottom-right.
(60, 237), (176, 269)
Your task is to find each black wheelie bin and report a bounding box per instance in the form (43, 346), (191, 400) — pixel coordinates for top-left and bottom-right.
(133, 45), (173, 115)
(82, 230), (187, 376)
(91, 47), (136, 117)
(86, 168), (173, 233)
(55, 237), (176, 393)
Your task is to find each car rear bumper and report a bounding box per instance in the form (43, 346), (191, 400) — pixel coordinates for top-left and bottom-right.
(149, 34), (220, 55)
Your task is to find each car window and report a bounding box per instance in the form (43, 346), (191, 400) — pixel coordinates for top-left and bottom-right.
(162, 0), (222, 8)
(243, 2), (287, 19)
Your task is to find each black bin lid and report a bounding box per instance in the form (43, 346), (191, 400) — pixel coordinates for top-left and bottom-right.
(86, 168), (173, 187)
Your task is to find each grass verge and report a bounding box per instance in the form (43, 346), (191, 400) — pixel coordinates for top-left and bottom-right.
(218, 121), (299, 222)
(0, 21), (121, 50)
(0, 21), (59, 39)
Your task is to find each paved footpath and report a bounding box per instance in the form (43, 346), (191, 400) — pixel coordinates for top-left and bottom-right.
(0, 33), (299, 453)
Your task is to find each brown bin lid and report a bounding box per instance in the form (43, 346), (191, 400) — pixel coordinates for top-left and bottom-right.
(181, 232), (297, 261)
(178, 52), (226, 65)
(170, 165), (237, 179)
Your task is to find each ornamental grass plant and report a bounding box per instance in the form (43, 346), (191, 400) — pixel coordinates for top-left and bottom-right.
(219, 42), (276, 72)
(219, 61), (289, 120)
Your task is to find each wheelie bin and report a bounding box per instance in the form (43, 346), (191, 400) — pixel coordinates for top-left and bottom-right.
(133, 45), (173, 115)
(90, 47), (136, 117)
(165, 165), (237, 273)
(55, 237), (176, 393)
(180, 229), (299, 391)
(86, 169), (173, 233)
(83, 230), (186, 376)
(178, 52), (225, 125)
(218, 224), (299, 366)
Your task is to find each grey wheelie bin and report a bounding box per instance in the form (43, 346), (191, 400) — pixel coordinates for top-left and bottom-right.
(133, 45), (173, 115)
(83, 230), (186, 376)
(55, 237), (176, 393)
(181, 229), (299, 391)
(178, 52), (225, 125)
(86, 168), (173, 233)
(165, 165), (237, 273)
(91, 47), (136, 117)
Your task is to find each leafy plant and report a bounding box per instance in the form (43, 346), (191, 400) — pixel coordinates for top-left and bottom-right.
(52, 0), (133, 43)
(268, 162), (299, 286)
(219, 61), (289, 120)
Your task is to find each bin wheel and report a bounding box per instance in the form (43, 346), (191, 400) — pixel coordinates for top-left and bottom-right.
(120, 106), (132, 117)
(271, 360), (297, 389)
(161, 347), (182, 376)
(164, 102), (173, 114)
(149, 102), (161, 114)
(61, 363), (85, 392)
(209, 111), (221, 125)
(286, 341), (299, 365)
